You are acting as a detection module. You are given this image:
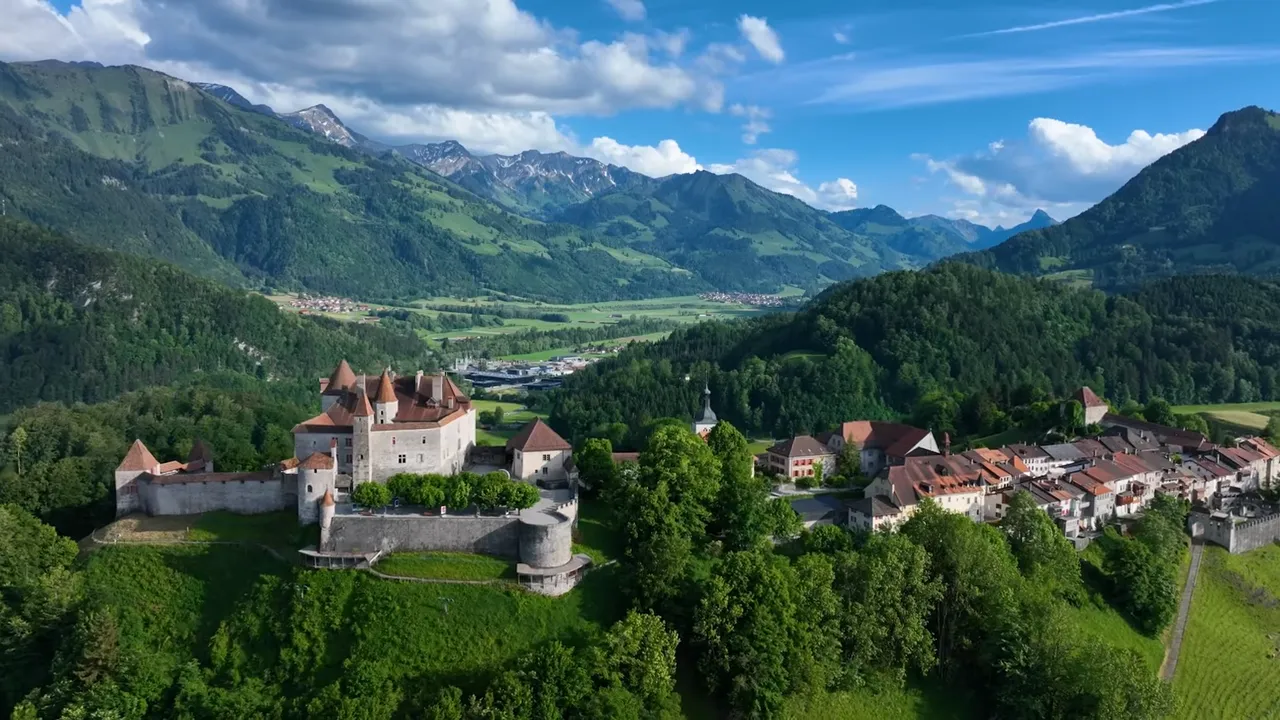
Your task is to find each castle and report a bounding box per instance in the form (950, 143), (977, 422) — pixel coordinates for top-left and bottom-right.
(112, 361), (590, 594)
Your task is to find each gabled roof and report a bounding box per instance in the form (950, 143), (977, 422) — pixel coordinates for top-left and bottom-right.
(187, 438), (213, 464)
(507, 418), (572, 453)
(768, 435), (832, 458)
(323, 359), (357, 395)
(839, 421), (933, 457)
(117, 440), (159, 472)
(299, 452), (336, 470)
(1043, 443), (1086, 463)
(1101, 413), (1208, 451)
(1006, 444), (1050, 460)
(1076, 386), (1107, 409)
(294, 371), (472, 433)
(852, 494), (901, 518)
(374, 370), (397, 404)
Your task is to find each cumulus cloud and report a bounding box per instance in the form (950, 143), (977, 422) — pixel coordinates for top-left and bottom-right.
(729, 104), (771, 144)
(1, 0), (726, 119)
(915, 116), (1204, 225)
(605, 0), (646, 22)
(738, 15), (784, 64)
(709, 149), (858, 211)
(833, 31), (849, 44)
(584, 137), (703, 176)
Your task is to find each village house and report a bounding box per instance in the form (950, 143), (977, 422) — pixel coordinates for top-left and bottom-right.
(1014, 478), (1085, 537)
(865, 454), (985, 523)
(823, 421), (938, 477)
(848, 495), (902, 532)
(1004, 444), (1052, 477)
(1062, 471), (1114, 530)
(766, 436), (836, 481)
(1217, 437), (1280, 491)
(507, 418), (574, 485)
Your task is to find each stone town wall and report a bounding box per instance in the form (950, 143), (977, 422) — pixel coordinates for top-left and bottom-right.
(140, 479), (289, 516)
(326, 513), (523, 558)
(1229, 512), (1280, 553)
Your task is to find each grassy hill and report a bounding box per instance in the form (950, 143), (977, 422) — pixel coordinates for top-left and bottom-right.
(0, 60), (699, 303)
(553, 170), (911, 292)
(962, 106), (1280, 289)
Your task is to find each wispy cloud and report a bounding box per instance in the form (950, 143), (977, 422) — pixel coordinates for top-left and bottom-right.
(788, 45), (1280, 110)
(967, 0), (1219, 37)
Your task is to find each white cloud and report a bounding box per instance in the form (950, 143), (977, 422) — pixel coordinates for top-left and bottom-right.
(0, 0), (726, 121)
(968, 0), (1219, 37)
(584, 137), (703, 176)
(833, 31), (849, 45)
(916, 116), (1204, 226)
(729, 104), (771, 144)
(801, 46), (1280, 110)
(605, 0), (646, 22)
(738, 15), (784, 64)
(709, 148), (858, 210)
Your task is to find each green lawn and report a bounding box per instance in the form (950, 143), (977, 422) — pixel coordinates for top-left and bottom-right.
(1171, 401), (1280, 431)
(375, 551), (515, 581)
(185, 510), (314, 554)
(473, 400), (546, 447)
(1173, 544), (1280, 719)
(572, 500), (623, 566)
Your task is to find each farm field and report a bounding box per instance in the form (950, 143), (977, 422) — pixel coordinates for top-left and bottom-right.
(1172, 401), (1280, 431)
(1172, 544), (1280, 719)
(472, 399), (546, 446)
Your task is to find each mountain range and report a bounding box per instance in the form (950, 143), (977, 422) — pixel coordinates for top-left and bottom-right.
(962, 106), (1280, 289)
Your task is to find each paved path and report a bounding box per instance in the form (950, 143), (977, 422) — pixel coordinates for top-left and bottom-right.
(365, 567), (511, 586)
(86, 529), (291, 563)
(1161, 541), (1205, 681)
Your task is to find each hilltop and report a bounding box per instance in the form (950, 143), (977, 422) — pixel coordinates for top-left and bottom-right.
(962, 106), (1280, 288)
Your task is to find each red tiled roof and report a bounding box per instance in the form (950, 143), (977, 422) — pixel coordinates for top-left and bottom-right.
(507, 418), (572, 453)
(323, 359), (357, 395)
(353, 392), (374, 417)
(187, 438), (213, 463)
(374, 370), (397, 404)
(768, 435), (832, 458)
(888, 455), (986, 505)
(299, 452), (335, 470)
(280, 457), (301, 470)
(293, 372), (473, 433)
(612, 452), (640, 464)
(117, 440), (159, 472)
(839, 421), (932, 457)
(1076, 386), (1107, 409)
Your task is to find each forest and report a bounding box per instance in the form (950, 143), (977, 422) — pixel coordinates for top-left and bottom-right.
(548, 264), (1280, 444)
(0, 219), (435, 413)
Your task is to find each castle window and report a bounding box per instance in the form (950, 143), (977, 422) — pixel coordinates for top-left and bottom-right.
(392, 437), (397, 445)
(307, 485), (313, 493)
(398, 454), (406, 464)
(543, 454), (551, 461)
(345, 455), (352, 464)
(422, 437), (427, 444)
(418, 454), (423, 463)
(344, 438), (352, 447)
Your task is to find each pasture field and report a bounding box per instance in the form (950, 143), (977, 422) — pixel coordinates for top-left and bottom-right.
(472, 399), (547, 445)
(783, 682), (976, 720)
(1172, 401), (1280, 431)
(1173, 544), (1280, 719)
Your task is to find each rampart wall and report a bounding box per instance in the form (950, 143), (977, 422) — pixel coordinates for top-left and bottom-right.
(140, 479), (289, 516)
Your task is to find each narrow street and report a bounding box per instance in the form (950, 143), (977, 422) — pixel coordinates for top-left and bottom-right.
(1161, 540), (1205, 681)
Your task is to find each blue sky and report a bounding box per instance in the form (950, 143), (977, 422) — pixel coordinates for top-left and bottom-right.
(9, 0), (1280, 225)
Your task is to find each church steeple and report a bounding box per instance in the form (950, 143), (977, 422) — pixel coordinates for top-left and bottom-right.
(692, 383), (717, 437)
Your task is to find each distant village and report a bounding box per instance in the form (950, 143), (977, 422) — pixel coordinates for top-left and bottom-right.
(756, 387), (1280, 552)
(286, 294), (372, 315)
(697, 291), (788, 307)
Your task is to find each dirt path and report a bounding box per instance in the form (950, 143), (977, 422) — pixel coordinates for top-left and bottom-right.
(85, 527), (291, 563)
(364, 567), (511, 586)
(1161, 541), (1205, 681)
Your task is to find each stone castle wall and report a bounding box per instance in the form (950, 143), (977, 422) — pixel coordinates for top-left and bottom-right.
(1190, 510), (1280, 553)
(140, 478), (290, 516)
(327, 513), (523, 558)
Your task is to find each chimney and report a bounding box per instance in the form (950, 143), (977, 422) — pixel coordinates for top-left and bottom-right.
(943, 432), (951, 457)
(432, 374), (444, 401)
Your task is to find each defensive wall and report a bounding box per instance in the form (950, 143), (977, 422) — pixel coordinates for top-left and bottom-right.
(1189, 509), (1280, 554)
(137, 476), (292, 516)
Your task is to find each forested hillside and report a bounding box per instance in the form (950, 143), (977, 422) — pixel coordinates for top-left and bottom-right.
(0, 219), (433, 412)
(549, 264), (1280, 442)
(0, 60), (700, 302)
(962, 106), (1280, 288)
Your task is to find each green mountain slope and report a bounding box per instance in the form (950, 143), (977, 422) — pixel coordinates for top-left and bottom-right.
(0, 218), (436, 413)
(549, 263), (1280, 441)
(553, 171), (910, 292)
(0, 60), (697, 302)
(962, 106), (1280, 288)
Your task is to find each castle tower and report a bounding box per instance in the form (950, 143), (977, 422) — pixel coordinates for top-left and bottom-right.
(319, 488), (336, 549)
(352, 381), (374, 486)
(297, 441), (337, 525)
(373, 369), (397, 425)
(692, 383), (718, 438)
(321, 359), (357, 412)
(115, 439), (159, 517)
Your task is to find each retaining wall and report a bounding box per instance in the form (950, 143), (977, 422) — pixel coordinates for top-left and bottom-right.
(327, 513), (522, 558)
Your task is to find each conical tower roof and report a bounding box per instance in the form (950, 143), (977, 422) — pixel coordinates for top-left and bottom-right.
(353, 391), (374, 417)
(324, 359), (357, 394)
(696, 383), (717, 423)
(187, 438), (213, 463)
(374, 369), (397, 404)
(118, 439), (159, 472)
(322, 488), (336, 507)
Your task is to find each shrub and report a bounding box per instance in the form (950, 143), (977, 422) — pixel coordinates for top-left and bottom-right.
(475, 472), (510, 511)
(445, 476), (472, 510)
(503, 482), (540, 510)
